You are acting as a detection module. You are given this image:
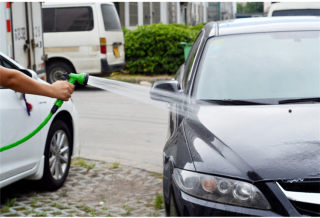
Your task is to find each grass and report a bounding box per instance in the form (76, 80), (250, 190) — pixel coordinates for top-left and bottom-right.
(77, 204), (96, 216)
(30, 197), (39, 207)
(51, 202), (69, 210)
(154, 193), (164, 210)
(0, 207), (10, 213)
(105, 212), (113, 216)
(148, 211), (160, 217)
(71, 158), (96, 171)
(84, 206), (96, 216)
(149, 171), (163, 179)
(34, 211), (47, 217)
(52, 211), (63, 216)
(121, 204), (134, 216)
(108, 162), (120, 170)
(6, 198), (16, 207)
(60, 189), (68, 197)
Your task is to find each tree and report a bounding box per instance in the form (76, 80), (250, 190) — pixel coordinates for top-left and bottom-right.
(237, 2), (263, 14)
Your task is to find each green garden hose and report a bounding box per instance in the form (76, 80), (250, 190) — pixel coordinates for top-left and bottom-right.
(0, 73), (88, 152)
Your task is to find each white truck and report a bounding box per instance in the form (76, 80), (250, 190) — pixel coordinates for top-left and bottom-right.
(0, 2), (46, 80)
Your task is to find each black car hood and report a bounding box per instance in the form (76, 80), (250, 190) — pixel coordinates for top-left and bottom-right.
(183, 104), (320, 182)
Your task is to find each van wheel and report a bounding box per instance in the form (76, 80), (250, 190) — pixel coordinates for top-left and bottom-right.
(47, 61), (74, 83)
(39, 120), (72, 191)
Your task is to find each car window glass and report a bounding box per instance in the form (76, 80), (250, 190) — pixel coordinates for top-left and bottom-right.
(273, 9), (320, 16)
(183, 31), (203, 90)
(195, 31), (320, 100)
(43, 7), (94, 32)
(42, 8), (55, 32)
(101, 4), (121, 31)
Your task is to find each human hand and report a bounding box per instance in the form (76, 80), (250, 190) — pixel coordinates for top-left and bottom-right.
(50, 81), (75, 101)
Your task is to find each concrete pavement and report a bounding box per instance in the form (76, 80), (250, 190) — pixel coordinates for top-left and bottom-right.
(71, 87), (169, 173)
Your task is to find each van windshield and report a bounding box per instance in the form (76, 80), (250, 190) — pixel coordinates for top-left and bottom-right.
(101, 4), (122, 31)
(195, 31), (320, 102)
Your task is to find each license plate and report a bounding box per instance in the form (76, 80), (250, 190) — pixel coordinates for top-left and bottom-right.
(113, 47), (120, 58)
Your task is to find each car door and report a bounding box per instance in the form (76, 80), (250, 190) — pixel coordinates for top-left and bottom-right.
(0, 56), (46, 182)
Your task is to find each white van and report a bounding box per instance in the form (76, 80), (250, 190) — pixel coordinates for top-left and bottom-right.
(42, 2), (125, 83)
(268, 2), (320, 17)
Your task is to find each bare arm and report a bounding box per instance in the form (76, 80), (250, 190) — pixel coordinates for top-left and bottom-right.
(0, 66), (74, 101)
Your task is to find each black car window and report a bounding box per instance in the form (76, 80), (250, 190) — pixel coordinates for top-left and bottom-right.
(183, 31), (204, 91)
(43, 7), (94, 32)
(194, 31), (320, 101)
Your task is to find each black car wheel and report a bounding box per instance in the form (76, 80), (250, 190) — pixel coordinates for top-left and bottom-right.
(39, 120), (72, 191)
(165, 187), (179, 216)
(47, 61), (74, 83)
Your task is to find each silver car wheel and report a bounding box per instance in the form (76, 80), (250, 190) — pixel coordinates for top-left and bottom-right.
(49, 130), (70, 181)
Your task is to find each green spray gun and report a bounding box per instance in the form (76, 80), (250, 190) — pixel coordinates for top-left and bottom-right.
(0, 73), (88, 152)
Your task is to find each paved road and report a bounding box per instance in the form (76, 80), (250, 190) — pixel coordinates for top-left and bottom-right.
(0, 159), (165, 216)
(72, 87), (168, 173)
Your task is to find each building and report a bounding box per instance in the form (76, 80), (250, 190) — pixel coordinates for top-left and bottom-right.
(115, 2), (236, 29)
(207, 2), (237, 21)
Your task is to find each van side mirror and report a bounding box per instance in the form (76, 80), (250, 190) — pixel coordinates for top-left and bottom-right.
(150, 80), (182, 103)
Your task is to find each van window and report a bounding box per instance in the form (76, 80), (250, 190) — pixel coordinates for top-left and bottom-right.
(101, 4), (121, 30)
(272, 9), (320, 16)
(43, 7), (94, 32)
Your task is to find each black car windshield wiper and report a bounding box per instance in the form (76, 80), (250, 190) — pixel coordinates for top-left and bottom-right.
(200, 99), (269, 105)
(278, 97), (320, 104)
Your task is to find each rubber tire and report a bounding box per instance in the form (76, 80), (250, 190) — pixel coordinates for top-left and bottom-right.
(47, 61), (74, 84)
(39, 120), (72, 191)
(165, 188), (179, 216)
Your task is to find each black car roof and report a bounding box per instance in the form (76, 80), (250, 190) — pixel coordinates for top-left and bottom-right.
(206, 16), (320, 37)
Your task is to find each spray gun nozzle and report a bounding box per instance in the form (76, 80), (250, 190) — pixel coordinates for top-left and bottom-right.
(83, 73), (89, 86)
(66, 73), (89, 86)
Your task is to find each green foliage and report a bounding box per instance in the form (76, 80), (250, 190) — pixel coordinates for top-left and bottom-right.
(124, 23), (204, 75)
(237, 2), (263, 14)
(6, 198), (17, 207)
(154, 193), (164, 210)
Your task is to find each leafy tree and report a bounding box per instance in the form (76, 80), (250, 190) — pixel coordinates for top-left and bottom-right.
(124, 24), (204, 75)
(237, 2), (263, 13)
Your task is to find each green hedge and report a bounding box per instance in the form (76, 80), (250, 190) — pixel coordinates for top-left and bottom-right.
(123, 23), (205, 75)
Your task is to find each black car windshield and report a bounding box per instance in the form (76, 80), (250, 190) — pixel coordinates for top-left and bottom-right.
(195, 31), (320, 102)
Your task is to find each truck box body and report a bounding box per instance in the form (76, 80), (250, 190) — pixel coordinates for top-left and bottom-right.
(0, 2), (45, 78)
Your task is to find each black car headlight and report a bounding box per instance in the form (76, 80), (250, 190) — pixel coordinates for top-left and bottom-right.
(173, 168), (271, 210)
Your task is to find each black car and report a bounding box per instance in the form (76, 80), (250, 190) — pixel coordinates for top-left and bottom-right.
(150, 17), (320, 216)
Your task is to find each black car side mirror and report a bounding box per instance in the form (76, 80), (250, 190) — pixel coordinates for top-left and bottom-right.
(150, 80), (182, 103)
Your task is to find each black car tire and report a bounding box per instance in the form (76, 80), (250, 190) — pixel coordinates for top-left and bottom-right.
(166, 188), (179, 216)
(39, 120), (72, 191)
(47, 61), (74, 84)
